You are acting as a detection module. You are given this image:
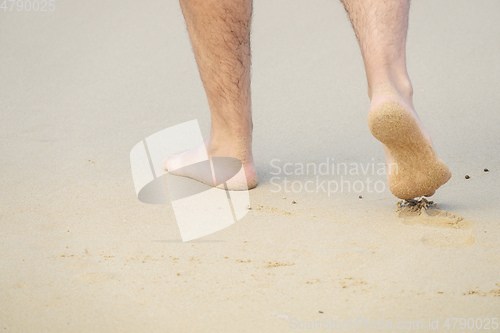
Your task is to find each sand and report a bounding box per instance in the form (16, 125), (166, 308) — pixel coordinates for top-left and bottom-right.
(1, 0), (499, 332)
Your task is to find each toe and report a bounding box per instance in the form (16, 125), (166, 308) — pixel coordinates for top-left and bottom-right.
(424, 190), (436, 198)
(162, 156), (171, 171)
(163, 154), (179, 172)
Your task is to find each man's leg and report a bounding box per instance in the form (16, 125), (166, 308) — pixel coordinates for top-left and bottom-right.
(164, 0), (257, 190)
(340, 0), (451, 199)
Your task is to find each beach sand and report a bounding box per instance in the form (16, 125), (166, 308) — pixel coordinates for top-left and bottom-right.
(1, 0), (499, 332)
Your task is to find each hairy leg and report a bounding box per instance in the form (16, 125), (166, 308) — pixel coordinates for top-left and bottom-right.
(164, 0), (257, 190)
(341, 0), (451, 199)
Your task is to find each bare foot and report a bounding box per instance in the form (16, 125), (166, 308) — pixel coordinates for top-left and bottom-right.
(368, 96), (451, 199)
(163, 138), (258, 191)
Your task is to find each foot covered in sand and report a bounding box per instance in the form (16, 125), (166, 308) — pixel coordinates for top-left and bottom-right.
(368, 97), (451, 199)
(163, 139), (258, 191)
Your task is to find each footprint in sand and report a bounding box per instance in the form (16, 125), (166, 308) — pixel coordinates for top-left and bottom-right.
(397, 199), (475, 248)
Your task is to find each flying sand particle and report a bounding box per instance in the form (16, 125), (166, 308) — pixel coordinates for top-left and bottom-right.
(397, 197), (437, 213)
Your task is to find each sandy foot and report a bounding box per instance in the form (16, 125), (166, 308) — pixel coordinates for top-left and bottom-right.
(368, 101), (451, 199)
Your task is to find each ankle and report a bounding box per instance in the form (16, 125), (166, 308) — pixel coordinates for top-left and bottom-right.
(210, 121), (252, 142)
(207, 135), (253, 163)
(368, 72), (413, 104)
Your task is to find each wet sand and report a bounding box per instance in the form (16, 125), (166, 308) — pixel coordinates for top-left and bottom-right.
(1, 0), (499, 332)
